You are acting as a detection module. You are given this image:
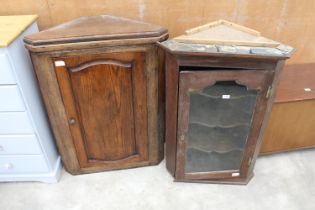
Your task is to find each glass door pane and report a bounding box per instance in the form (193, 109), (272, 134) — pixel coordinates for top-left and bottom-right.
(185, 81), (257, 173)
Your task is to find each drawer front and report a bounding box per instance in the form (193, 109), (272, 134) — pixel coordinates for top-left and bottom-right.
(0, 53), (16, 85)
(0, 112), (34, 134)
(0, 155), (49, 174)
(0, 134), (42, 155)
(0, 85), (25, 111)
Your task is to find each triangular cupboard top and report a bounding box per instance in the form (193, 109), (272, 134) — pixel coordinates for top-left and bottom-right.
(174, 19), (279, 48)
(161, 19), (294, 58)
(24, 15), (168, 46)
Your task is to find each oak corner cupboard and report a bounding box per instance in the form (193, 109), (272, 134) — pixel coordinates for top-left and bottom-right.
(24, 15), (168, 175)
(159, 20), (294, 184)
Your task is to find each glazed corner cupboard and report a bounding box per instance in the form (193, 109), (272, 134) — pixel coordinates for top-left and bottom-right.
(24, 16), (168, 174)
(0, 15), (61, 183)
(160, 20), (294, 184)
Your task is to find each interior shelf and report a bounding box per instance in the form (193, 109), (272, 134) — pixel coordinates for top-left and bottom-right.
(184, 81), (257, 174)
(202, 83), (256, 98)
(187, 123), (249, 153)
(189, 93), (257, 126)
(197, 91), (255, 100)
(185, 148), (243, 173)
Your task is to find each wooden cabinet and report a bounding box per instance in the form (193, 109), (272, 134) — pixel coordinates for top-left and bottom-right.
(24, 16), (168, 174)
(175, 70), (274, 182)
(260, 66), (315, 154)
(160, 20), (294, 184)
(0, 15), (61, 183)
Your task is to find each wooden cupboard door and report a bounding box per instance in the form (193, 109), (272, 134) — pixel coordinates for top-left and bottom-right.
(176, 70), (274, 181)
(54, 52), (148, 169)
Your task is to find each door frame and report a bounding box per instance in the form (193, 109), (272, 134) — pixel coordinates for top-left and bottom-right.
(175, 70), (275, 180)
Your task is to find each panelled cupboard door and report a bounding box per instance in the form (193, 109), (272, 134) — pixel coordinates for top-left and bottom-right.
(175, 70), (274, 181)
(54, 52), (148, 169)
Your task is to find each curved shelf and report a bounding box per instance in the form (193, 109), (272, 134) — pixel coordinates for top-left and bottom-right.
(187, 123), (250, 153)
(184, 82), (255, 173)
(196, 91), (256, 100)
(188, 121), (250, 129)
(202, 83), (256, 98)
(185, 148), (243, 173)
(189, 93), (256, 126)
(187, 146), (243, 154)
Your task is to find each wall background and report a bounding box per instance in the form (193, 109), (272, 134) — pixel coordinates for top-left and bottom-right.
(2, 0), (315, 67)
(2, 1), (314, 153)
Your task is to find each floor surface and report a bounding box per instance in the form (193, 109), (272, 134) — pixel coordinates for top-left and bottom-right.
(1, 149), (315, 210)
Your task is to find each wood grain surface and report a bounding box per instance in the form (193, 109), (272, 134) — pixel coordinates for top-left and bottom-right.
(165, 52), (179, 176)
(275, 64), (315, 103)
(260, 63), (315, 154)
(53, 52), (150, 170)
(56, 53), (147, 165)
(24, 15), (167, 46)
(175, 70), (274, 181)
(261, 100), (315, 154)
(164, 50), (284, 184)
(29, 43), (166, 174)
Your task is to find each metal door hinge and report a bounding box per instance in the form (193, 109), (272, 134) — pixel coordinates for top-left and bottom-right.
(266, 86), (272, 99)
(248, 157), (252, 166)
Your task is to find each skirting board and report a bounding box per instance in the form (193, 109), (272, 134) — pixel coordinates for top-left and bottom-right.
(0, 157), (62, 183)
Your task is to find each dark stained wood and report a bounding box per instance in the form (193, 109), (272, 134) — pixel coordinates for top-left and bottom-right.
(25, 16), (168, 174)
(247, 60), (285, 170)
(175, 172), (254, 185)
(177, 55), (278, 70)
(160, 18), (293, 184)
(157, 47), (166, 153)
(164, 47), (290, 184)
(30, 53), (81, 174)
(25, 36), (168, 53)
(24, 15), (167, 46)
(176, 70), (274, 181)
(145, 46), (166, 165)
(165, 52), (179, 176)
(70, 59), (132, 72)
(55, 52), (148, 168)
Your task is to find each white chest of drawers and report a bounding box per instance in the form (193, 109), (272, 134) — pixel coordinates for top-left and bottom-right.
(0, 15), (61, 183)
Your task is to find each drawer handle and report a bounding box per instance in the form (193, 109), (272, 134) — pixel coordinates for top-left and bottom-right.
(3, 163), (14, 170)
